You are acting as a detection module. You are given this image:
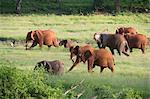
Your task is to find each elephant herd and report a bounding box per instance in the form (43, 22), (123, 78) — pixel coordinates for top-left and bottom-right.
(25, 27), (149, 74)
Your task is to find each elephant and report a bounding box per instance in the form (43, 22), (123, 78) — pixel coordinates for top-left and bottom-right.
(94, 33), (130, 56)
(34, 60), (64, 75)
(25, 29), (59, 50)
(68, 45), (115, 73)
(116, 27), (137, 35)
(124, 34), (149, 54)
(69, 44), (94, 63)
(59, 39), (74, 48)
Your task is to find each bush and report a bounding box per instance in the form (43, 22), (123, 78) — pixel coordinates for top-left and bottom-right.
(0, 66), (63, 98)
(116, 88), (142, 99)
(93, 85), (142, 99)
(94, 86), (115, 99)
(0, 66), (143, 99)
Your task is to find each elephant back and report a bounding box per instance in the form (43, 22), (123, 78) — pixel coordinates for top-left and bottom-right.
(43, 30), (58, 46)
(94, 49), (115, 68)
(116, 27), (137, 35)
(48, 60), (64, 75)
(125, 34), (148, 47)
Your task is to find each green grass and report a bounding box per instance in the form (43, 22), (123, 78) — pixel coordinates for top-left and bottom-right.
(0, 14), (150, 98)
(0, 13), (150, 40)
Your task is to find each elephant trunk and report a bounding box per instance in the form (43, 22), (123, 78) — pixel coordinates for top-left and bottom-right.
(25, 40), (28, 50)
(53, 39), (59, 47)
(70, 53), (75, 63)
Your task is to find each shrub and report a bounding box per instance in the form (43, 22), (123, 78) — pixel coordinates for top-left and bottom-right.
(0, 66), (63, 98)
(116, 88), (142, 99)
(94, 85), (115, 99)
(92, 86), (142, 99)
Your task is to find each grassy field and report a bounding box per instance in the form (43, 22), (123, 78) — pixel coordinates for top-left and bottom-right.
(0, 13), (150, 98)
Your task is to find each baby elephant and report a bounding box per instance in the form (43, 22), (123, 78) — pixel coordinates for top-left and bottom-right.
(34, 60), (64, 75)
(59, 39), (75, 48)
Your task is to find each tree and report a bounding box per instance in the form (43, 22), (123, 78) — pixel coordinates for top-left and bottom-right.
(16, 0), (22, 14)
(115, 0), (121, 13)
(93, 0), (103, 11)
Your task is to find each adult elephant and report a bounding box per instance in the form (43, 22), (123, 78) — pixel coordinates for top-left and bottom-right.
(68, 45), (115, 73)
(116, 27), (137, 35)
(94, 33), (130, 56)
(34, 60), (64, 75)
(25, 29), (59, 50)
(124, 34), (149, 54)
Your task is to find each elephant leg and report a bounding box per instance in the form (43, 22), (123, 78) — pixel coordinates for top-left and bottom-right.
(88, 59), (94, 73)
(121, 46), (129, 56)
(68, 56), (81, 72)
(39, 41), (43, 49)
(108, 66), (114, 73)
(122, 51), (129, 56)
(130, 48), (133, 53)
(120, 44), (129, 56)
(29, 41), (37, 50)
(25, 41), (28, 50)
(110, 48), (115, 55)
(117, 49), (121, 56)
(48, 45), (52, 47)
(93, 64), (96, 69)
(48, 45), (52, 49)
(141, 48), (145, 54)
(100, 67), (104, 73)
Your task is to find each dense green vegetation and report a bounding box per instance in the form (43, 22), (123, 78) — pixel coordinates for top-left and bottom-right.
(0, 13), (150, 98)
(1, 0), (149, 14)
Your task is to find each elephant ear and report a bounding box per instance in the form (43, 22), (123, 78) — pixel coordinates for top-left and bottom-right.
(63, 40), (68, 48)
(35, 30), (43, 43)
(84, 50), (92, 62)
(94, 33), (101, 41)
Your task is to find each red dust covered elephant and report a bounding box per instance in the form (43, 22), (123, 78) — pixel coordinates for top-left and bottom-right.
(124, 34), (149, 54)
(25, 29), (59, 50)
(115, 27), (137, 35)
(68, 45), (115, 73)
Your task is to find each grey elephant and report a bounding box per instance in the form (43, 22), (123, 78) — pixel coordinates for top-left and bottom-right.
(94, 33), (130, 56)
(34, 60), (64, 75)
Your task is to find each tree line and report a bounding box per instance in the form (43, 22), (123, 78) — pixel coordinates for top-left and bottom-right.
(2, 0), (149, 14)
